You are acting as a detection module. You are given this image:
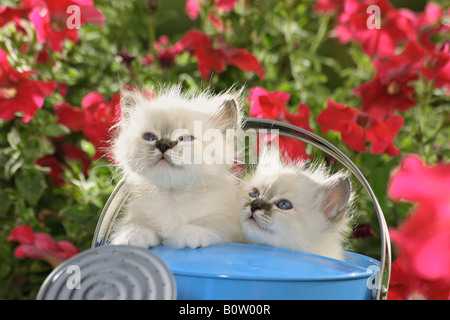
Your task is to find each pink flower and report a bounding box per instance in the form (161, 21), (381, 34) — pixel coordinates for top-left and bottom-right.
(185, 0), (202, 20)
(248, 87), (314, 160)
(8, 225), (80, 268)
(388, 155), (450, 283)
(0, 49), (56, 122)
(185, 0), (237, 20)
(389, 155), (450, 222)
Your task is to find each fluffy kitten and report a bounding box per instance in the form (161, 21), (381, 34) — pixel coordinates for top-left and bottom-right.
(239, 148), (353, 260)
(109, 85), (245, 249)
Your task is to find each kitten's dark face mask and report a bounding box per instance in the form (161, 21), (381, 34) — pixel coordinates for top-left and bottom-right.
(250, 198), (272, 214)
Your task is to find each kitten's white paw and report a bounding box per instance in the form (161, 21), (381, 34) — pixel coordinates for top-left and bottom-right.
(165, 225), (223, 249)
(110, 226), (161, 248)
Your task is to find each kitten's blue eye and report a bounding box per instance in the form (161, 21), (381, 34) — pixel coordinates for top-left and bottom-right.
(249, 188), (260, 198)
(143, 133), (157, 141)
(179, 135), (194, 142)
(276, 200), (293, 210)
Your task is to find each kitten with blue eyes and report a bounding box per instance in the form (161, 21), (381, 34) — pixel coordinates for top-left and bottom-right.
(109, 85), (245, 249)
(240, 148), (353, 260)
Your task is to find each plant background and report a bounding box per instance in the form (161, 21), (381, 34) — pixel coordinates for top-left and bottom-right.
(0, 0), (449, 299)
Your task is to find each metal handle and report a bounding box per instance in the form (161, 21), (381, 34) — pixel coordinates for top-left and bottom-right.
(92, 117), (391, 300)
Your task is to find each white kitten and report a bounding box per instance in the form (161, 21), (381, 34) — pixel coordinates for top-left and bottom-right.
(109, 85), (245, 249)
(239, 148), (353, 260)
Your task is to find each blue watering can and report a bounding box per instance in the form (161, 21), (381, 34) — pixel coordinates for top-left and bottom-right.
(38, 118), (391, 300)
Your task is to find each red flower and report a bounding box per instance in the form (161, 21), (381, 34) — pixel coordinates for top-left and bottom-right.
(0, 3), (30, 28)
(220, 43), (265, 80)
(372, 40), (424, 86)
(313, 0), (345, 14)
(142, 35), (184, 68)
(373, 36), (450, 94)
(55, 92), (121, 159)
(351, 222), (376, 239)
(8, 225), (80, 268)
(177, 31), (264, 80)
(354, 74), (417, 121)
(248, 87), (314, 160)
(1, 0), (104, 52)
(388, 155), (450, 283)
(434, 60), (450, 93)
(36, 141), (91, 186)
(0, 49), (56, 122)
(178, 31), (225, 78)
(417, 35), (450, 92)
(334, 0), (415, 57)
(389, 258), (450, 300)
(411, 2), (448, 32)
(316, 99), (403, 156)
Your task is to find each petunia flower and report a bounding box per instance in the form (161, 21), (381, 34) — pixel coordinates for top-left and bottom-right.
(177, 31), (264, 80)
(0, 3), (30, 29)
(185, 0), (202, 20)
(149, 35), (185, 68)
(185, 0), (237, 20)
(354, 74), (417, 122)
(316, 99), (403, 156)
(388, 258), (450, 300)
(417, 37), (450, 92)
(36, 141), (92, 186)
(1, 0), (105, 52)
(8, 225), (80, 268)
(388, 155), (450, 283)
(0, 49), (56, 122)
(55, 92), (121, 159)
(313, 0), (345, 14)
(248, 87), (314, 160)
(215, 0), (237, 11)
(334, 0), (416, 57)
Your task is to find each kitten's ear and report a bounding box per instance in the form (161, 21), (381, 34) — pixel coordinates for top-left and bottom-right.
(211, 98), (240, 130)
(119, 88), (145, 123)
(320, 176), (352, 220)
(256, 146), (284, 176)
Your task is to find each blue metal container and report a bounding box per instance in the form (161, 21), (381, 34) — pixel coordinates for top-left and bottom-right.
(150, 243), (380, 300)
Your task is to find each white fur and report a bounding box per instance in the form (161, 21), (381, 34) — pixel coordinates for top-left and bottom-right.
(240, 148), (353, 260)
(109, 85), (245, 249)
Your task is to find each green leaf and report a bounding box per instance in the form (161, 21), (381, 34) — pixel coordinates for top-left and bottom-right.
(42, 123), (70, 137)
(15, 168), (47, 206)
(3, 149), (23, 179)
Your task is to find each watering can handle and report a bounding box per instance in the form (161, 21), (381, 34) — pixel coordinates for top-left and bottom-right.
(91, 117), (391, 300)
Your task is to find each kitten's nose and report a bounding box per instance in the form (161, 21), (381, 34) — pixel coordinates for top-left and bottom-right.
(250, 199), (271, 214)
(156, 138), (177, 154)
